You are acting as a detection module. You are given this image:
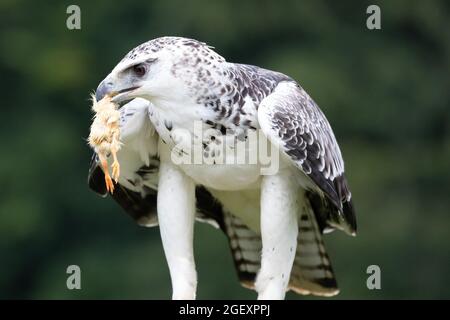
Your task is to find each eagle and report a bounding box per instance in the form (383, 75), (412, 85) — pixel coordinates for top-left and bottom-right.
(88, 36), (356, 300)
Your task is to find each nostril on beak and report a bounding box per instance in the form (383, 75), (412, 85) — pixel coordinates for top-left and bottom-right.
(95, 80), (113, 101)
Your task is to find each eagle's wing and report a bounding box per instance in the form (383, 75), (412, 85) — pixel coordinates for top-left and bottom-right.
(89, 152), (228, 230)
(258, 81), (356, 235)
(88, 153), (159, 225)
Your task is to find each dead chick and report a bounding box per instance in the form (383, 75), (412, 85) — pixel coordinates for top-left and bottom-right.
(88, 94), (121, 194)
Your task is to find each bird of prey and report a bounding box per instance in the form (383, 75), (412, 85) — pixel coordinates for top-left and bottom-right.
(88, 36), (356, 300)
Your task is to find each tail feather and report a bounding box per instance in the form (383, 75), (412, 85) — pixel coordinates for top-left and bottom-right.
(223, 203), (339, 296)
(223, 212), (261, 288)
(289, 197), (339, 296)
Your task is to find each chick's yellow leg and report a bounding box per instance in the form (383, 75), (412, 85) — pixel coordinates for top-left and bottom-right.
(111, 150), (120, 183)
(99, 154), (115, 194)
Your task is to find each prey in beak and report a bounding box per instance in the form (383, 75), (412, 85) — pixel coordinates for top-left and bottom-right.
(88, 93), (122, 194)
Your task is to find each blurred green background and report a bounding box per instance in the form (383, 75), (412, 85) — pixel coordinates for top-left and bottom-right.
(1, 0), (449, 299)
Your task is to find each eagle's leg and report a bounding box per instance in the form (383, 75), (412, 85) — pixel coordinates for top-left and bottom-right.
(256, 169), (298, 300)
(98, 153), (115, 194)
(157, 147), (197, 300)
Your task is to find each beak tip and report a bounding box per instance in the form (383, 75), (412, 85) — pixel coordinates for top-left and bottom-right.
(95, 80), (111, 101)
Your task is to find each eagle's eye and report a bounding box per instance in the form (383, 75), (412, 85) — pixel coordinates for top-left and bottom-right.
(132, 64), (147, 77)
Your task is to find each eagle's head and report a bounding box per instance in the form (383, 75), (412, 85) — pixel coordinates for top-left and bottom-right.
(95, 36), (225, 104)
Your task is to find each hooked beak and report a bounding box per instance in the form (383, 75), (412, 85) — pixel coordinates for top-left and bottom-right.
(95, 78), (140, 102)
